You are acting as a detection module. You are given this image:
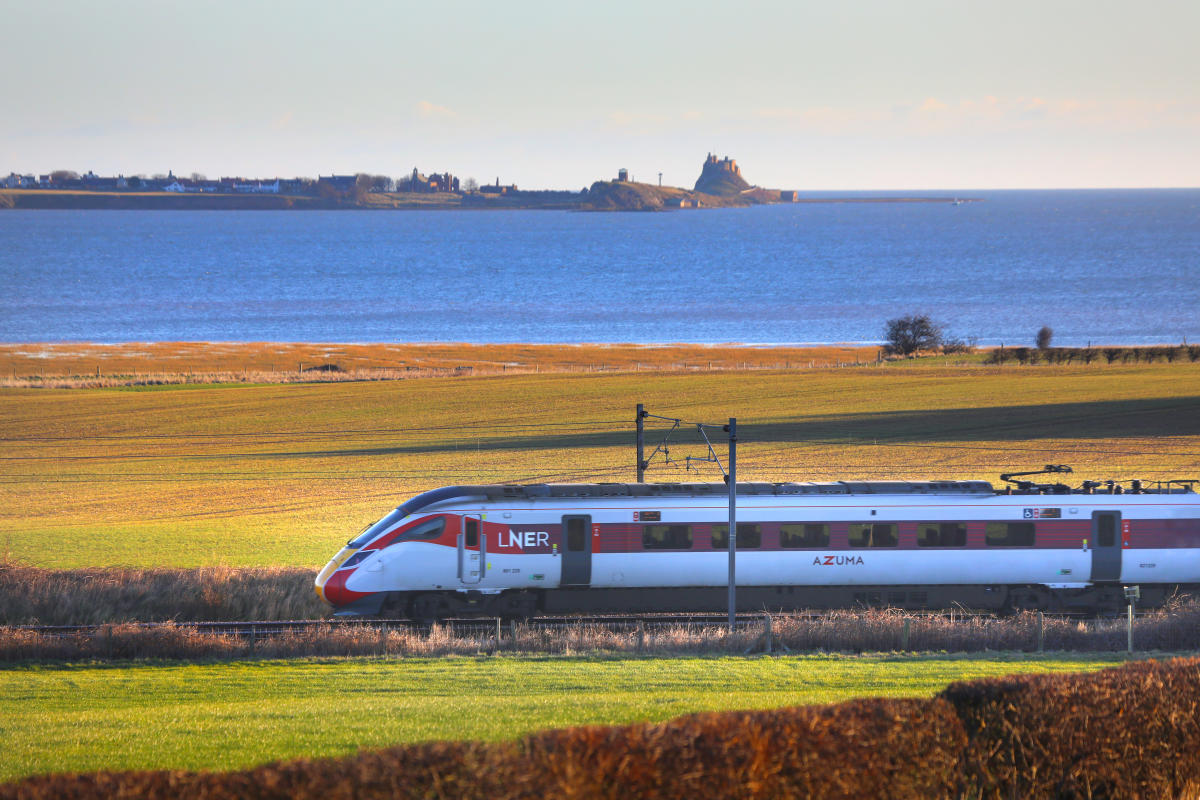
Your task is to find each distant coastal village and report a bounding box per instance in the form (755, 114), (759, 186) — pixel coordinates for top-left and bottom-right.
(1, 154), (962, 211)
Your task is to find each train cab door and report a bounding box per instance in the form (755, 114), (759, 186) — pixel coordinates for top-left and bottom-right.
(458, 514), (486, 585)
(560, 515), (592, 587)
(1090, 511), (1122, 582)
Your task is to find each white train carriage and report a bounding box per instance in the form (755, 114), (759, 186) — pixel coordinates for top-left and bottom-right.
(315, 477), (1200, 619)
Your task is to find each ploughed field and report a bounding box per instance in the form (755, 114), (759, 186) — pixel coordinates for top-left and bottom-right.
(1, 358), (1198, 569)
(0, 653), (1125, 783)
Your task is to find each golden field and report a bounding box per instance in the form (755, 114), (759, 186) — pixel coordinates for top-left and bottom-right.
(0, 346), (1197, 569)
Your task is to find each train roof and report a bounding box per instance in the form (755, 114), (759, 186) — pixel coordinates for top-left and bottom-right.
(393, 479), (1196, 518)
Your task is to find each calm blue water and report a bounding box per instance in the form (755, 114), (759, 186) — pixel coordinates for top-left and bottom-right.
(1, 190), (1197, 345)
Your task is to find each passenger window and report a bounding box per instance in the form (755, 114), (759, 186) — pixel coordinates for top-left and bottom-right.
(917, 522), (967, 547)
(711, 523), (761, 550)
(848, 523), (898, 548)
(465, 518), (478, 547)
(643, 524), (693, 550)
(566, 518), (586, 552)
(985, 522), (1035, 547)
(779, 524), (830, 548)
(1097, 516), (1116, 547)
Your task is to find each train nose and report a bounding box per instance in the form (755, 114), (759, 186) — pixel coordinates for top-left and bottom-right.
(315, 547), (357, 603)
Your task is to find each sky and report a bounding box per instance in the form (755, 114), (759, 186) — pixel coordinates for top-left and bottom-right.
(3, 0), (1198, 190)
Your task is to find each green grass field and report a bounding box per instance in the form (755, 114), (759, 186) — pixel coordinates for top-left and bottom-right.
(0, 653), (1133, 782)
(2, 363), (1198, 568)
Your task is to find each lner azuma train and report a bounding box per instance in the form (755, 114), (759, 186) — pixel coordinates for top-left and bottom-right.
(315, 469), (1200, 619)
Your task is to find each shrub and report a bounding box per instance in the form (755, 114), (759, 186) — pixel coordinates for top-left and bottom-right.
(983, 347), (1010, 365)
(1036, 326), (1053, 350)
(525, 697), (965, 800)
(940, 337), (974, 355)
(942, 656), (1200, 800)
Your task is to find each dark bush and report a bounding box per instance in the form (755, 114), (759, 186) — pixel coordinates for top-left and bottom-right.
(525, 697), (965, 800)
(942, 656), (1200, 800)
(1036, 326), (1053, 350)
(983, 347), (1009, 365)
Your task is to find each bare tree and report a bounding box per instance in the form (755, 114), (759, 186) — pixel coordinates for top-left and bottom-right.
(463, 177), (479, 192)
(190, 173), (207, 182)
(49, 170), (79, 183)
(883, 314), (944, 356)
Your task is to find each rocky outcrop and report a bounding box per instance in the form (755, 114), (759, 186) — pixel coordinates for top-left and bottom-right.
(693, 153), (751, 196)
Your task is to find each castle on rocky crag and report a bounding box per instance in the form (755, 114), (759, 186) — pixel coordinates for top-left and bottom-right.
(704, 153), (741, 177)
(693, 153), (751, 196)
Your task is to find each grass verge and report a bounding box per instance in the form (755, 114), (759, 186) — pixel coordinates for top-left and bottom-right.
(0, 653), (1130, 783)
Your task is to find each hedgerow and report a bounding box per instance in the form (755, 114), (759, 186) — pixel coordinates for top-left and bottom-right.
(941, 655), (1200, 799)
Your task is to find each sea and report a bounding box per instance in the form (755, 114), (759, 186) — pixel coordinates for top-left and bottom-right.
(1, 189), (1197, 346)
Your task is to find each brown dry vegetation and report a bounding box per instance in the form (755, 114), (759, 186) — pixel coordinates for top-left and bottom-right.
(4, 600), (1200, 661)
(3, 657), (1198, 800)
(0, 565), (323, 625)
(0, 341), (880, 387)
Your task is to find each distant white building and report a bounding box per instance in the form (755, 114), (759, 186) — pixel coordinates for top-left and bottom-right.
(233, 179), (280, 193)
(3, 173), (37, 188)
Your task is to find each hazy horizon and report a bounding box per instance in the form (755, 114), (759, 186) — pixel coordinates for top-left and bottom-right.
(4, 0), (1198, 192)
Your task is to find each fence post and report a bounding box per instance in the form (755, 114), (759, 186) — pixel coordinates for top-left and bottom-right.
(764, 614), (773, 654)
(1037, 611), (1044, 653)
(901, 619), (910, 651)
(637, 621), (645, 653)
(249, 625), (256, 656)
(1127, 603), (1134, 653)
(496, 617), (502, 650)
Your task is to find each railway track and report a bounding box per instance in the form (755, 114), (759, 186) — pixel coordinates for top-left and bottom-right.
(10, 609), (1115, 639)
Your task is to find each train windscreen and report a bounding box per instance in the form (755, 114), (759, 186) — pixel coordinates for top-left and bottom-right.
(347, 508), (406, 547)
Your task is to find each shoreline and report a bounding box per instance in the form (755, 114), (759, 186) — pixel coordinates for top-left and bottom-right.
(0, 188), (976, 211)
(3, 341), (1197, 389)
(0, 341), (886, 383)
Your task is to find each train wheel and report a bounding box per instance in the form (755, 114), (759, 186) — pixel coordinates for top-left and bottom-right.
(410, 593), (447, 623)
(1007, 587), (1049, 612)
(491, 591), (538, 620)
